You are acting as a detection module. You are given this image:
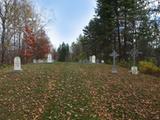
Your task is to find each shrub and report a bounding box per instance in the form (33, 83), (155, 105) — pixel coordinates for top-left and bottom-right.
(145, 57), (157, 64)
(139, 61), (160, 75)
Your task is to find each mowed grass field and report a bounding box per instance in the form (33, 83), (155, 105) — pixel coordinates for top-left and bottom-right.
(0, 63), (159, 120)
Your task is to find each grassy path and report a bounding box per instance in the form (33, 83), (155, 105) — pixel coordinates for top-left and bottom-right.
(0, 63), (160, 120)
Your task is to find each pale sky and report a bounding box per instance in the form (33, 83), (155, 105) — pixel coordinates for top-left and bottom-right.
(32, 0), (97, 49)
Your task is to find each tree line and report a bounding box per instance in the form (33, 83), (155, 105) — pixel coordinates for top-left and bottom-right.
(0, 0), (52, 65)
(66, 0), (160, 65)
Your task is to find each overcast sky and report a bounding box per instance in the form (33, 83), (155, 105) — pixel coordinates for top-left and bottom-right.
(32, 0), (97, 49)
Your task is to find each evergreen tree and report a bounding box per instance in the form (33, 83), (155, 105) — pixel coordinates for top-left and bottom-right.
(57, 42), (70, 62)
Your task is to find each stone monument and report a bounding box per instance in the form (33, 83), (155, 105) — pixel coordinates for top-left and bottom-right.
(47, 53), (53, 63)
(110, 50), (119, 73)
(128, 39), (142, 75)
(14, 56), (22, 71)
(101, 60), (104, 64)
(33, 59), (37, 64)
(92, 55), (96, 63)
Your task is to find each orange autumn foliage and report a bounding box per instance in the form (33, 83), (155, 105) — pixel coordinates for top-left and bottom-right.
(24, 25), (36, 48)
(22, 25), (51, 59)
(34, 31), (51, 59)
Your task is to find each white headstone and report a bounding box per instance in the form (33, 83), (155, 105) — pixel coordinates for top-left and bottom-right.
(47, 54), (53, 63)
(33, 59), (37, 64)
(37, 59), (44, 63)
(101, 60), (104, 63)
(14, 56), (22, 71)
(131, 66), (139, 75)
(92, 55), (96, 63)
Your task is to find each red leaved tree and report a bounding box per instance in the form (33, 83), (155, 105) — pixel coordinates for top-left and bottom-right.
(21, 25), (51, 62)
(34, 29), (51, 59)
(21, 25), (36, 62)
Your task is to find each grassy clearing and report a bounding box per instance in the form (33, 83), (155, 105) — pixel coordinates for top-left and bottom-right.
(0, 63), (159, 120)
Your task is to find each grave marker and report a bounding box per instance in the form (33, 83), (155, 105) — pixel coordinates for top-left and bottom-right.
(14, 56), (22, 71)
(33, 59), (37, 64)
(47, 53), (53, 63)
(110, 50), (119, 73)
(92, 55), (96, 63)
(101, 60), (104, 63)
(128, 39), (142, 74)
(37, 59), (44, 63)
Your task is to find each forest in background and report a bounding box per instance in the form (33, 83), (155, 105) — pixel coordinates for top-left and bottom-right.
(0, 0), (52, 65)
(64, 0), (160, 66)
(1, 0), (160, 69)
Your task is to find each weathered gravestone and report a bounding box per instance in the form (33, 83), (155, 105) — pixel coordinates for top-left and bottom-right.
(101, 60), (104, 64)
(92, 55), (96, 63)
(14, 56), (22, 71)
(47, 53), (53, 63)
(131, 66), (139, 75)
(110, 50), (119, 73)
(33, 59), (37, 64)
(128, 40), (142, 75)
(37, 59), (44, 63)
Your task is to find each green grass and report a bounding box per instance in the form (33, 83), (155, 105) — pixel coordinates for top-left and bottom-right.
(0, 63), (159, 120)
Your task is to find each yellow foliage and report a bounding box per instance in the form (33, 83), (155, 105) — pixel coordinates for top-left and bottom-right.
(139, 61), (160, 74)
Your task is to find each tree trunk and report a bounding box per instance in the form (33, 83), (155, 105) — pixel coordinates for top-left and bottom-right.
(123, 7), (127, 61)
(1, 19), (6, 64)
(115, 9), (121, 61)
(18, 31), (22, 55)
(117, 16), (121, 60)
